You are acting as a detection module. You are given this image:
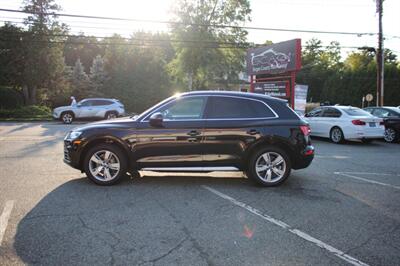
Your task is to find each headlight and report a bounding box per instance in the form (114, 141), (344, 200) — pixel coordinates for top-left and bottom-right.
(66, 131), (82, 140)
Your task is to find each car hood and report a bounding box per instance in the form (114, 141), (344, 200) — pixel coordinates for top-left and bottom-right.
(53, 105), (72, 112)
(72, 117), (136, 132)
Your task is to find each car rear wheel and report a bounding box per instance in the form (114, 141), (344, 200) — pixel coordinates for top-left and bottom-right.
(84, 144), (127, 185)
(61, 112), (74, 124)
(384, 128), (398, 143)
(330, 127), (344, 144)
(105, 111), (118, 120)
(246, 146), (291, 187)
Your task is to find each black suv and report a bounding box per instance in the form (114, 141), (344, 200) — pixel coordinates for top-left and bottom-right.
(64, 91), (314, 186)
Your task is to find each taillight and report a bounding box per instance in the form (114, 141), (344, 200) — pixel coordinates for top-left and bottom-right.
(300, 125), (311, 136)
(351, 120), (366, 126)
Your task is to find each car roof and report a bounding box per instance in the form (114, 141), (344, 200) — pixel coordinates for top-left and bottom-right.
(327, 105), (360, 109)
(81, 98), (117, 101)
(179, 90), (288, 103)
(364, 106), (398, 109)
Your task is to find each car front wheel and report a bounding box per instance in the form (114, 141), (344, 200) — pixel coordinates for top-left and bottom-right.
(84, 144), (127, 185)
(61, 112), (74, 124)
(246, 146), (291, 187)
(105, 111), (118, 120)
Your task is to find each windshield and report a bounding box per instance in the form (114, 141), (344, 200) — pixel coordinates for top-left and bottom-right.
(342, 108), (373, 116)
(386, 107), (400, 115)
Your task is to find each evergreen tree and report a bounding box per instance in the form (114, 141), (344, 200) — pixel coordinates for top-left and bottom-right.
(89, 55), (108, 96)
(71, 58), (90, 98)
(21, 0), (67, 104)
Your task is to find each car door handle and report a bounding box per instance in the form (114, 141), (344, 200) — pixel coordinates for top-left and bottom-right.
(247, 129), (259, 135)
(187, 130), (201, 136)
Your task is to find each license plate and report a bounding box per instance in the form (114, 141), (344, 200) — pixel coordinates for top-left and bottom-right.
(369, 122), (376, 127)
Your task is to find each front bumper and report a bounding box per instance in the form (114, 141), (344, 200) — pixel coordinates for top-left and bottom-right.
(63, 139), (82, 170)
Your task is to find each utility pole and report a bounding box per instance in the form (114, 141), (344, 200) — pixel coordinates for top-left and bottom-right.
(376, 0), (384, 106)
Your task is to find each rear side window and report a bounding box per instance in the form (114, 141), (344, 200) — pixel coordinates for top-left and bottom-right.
(206, 96), (275, 119)
(93, 100), (113, 106)
(342, 108), (372, 116)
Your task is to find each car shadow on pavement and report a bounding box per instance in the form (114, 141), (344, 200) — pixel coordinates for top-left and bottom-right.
(12, 175), (250, 265)
(12, 173), (340, 265)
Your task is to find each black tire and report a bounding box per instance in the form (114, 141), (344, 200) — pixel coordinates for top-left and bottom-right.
(246, 146), (291, 187)
(330, 127), (344, 144)
(83, 144), (128, 186)
(61, 111), (74, 124)
(105, 111), (118, 120)
(384, 128), (399, 143)
(361, 138), (373, 144)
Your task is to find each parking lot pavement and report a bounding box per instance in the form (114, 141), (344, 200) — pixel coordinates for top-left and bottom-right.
(0, 122), (399, 266)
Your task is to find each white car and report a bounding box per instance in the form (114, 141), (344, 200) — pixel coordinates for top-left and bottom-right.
(53, 98), (125, 124)
(304, 106), (384, 143)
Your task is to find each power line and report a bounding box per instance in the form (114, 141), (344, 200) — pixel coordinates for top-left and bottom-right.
(0, 26), (381, 51)
(0, 8), (378, 36)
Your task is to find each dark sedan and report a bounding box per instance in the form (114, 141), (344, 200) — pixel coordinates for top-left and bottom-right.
(63, 91), (314, 186)
(364, 106), (400, 143)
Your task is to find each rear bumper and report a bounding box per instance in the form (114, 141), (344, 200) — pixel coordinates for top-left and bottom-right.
(346, 129), (384, 139)
(292, 145), (314, 170)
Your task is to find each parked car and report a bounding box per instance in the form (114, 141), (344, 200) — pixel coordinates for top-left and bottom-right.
(305, 106), (384, 144)
(363, 106), (400, 143)
(53, 98), (125, 124)
(63, 91), (314, 186)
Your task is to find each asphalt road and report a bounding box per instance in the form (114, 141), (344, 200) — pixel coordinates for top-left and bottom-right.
(0, 122), (399, 266)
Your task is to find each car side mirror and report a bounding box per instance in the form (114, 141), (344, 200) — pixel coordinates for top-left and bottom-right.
(76, 103), (81, 107)
(149, 112), (164, 127)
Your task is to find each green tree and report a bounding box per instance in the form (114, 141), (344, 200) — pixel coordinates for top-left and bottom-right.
(103, 33), (174, 112)
(89, 55), (108, 96)
(71, 58), (90, 98)
(169, 0), (251, 90)
(21, 0), (67, 104)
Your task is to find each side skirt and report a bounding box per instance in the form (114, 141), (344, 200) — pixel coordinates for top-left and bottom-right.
(141, 166), (240, 172)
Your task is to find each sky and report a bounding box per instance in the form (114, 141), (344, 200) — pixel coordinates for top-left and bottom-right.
(1, 0), (399, 57)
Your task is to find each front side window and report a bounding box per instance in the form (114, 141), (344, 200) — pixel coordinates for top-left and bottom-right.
(206, 96), (275, 119)
(307, 108), (323, 117)
(159, 96), (207, 120)
(79, 100), (93, 107)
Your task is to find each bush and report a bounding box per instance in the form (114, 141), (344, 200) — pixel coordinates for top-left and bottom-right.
(0, 105), (52, 119)
(0, 87), (24, 109)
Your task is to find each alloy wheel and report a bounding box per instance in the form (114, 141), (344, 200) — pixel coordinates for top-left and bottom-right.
(89, 150), (121, 181)
(331, 128), (342, 143)
(62, 113), (73, 124)
(255, 152), (286, 183)
(107, 113), (117, 120)
(384, 128), (396, 142)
